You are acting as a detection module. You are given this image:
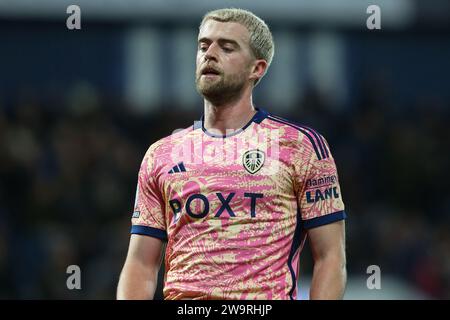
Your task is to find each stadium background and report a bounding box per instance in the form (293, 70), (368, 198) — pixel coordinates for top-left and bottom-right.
(0, 0), (449, 299)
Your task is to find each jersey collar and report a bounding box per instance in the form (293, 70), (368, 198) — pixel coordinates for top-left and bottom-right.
(194, 108), (268, 138)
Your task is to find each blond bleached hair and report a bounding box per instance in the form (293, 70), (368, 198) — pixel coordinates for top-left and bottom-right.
(199, 8), (275, 85)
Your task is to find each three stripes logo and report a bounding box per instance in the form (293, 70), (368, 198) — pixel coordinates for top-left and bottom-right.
(168, 162), (187, 174)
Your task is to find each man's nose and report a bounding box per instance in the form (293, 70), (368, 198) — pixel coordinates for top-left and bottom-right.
(204, 43), (218, 62)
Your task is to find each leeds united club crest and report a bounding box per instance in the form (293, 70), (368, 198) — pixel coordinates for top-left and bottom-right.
(242, 149), (265, 174)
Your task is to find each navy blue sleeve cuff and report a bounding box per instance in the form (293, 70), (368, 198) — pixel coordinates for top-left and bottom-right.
(303, 210), (347, 229)
(131, 225), (168, 241)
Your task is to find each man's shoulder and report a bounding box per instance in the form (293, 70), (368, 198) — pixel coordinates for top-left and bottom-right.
(263, 112), (330, 160)
(264, 112), (321, 137)
(145, 124), (196, 158)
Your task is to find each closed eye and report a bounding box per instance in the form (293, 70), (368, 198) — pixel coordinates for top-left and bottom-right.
(222, 47), (234, 53)
(199, 44), (208, 52)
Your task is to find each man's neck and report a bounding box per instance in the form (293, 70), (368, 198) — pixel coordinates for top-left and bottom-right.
(203, 98), (257, 136)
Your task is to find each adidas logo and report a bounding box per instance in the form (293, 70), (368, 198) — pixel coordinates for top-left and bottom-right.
(168, 162), (186, 174)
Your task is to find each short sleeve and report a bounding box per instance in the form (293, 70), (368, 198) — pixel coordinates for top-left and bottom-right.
(296, 135), (346, 229)
(131, 145), (168, 241)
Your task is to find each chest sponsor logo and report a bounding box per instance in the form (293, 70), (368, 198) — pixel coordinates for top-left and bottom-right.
(169, 192), (263, 221)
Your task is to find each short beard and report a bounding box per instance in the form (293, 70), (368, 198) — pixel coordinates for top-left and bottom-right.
(196, 72), (247, 106)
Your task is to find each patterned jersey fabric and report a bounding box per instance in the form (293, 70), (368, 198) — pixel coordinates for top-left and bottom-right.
(131, 108), (346, 300)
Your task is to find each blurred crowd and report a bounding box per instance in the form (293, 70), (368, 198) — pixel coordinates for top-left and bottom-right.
(0, 82), (449, 299)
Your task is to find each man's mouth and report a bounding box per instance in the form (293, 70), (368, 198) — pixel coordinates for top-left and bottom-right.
(201, 67), (221, 77)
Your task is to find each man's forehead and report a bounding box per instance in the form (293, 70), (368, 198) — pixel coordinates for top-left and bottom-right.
(198, 20), (250, 44)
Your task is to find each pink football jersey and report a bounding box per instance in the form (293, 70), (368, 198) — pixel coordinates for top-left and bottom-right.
(131, 108), (346, 300)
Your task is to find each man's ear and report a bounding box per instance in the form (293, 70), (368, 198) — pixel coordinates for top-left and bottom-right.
(249, 59), (268, 83)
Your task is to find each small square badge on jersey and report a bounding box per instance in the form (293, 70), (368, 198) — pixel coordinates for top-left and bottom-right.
(132, 211), (141, 218)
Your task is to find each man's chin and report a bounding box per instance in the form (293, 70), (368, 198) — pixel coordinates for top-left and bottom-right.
(196, 78), (245, 103)
(197, 82), (222, 97)
(198, 88), (221, 99)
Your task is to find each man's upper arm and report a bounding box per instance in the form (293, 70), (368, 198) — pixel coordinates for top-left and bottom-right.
(126, 234), (165, 269)
(118, 234), (165, 300)
(307, 220), (346, 262)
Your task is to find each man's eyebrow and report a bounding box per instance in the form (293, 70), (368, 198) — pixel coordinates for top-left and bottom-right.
(198, 37), (210, 43)
(198, 37), (240, 47)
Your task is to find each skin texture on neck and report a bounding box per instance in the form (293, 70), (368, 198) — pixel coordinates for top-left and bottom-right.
(203, 84), (257, 136)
